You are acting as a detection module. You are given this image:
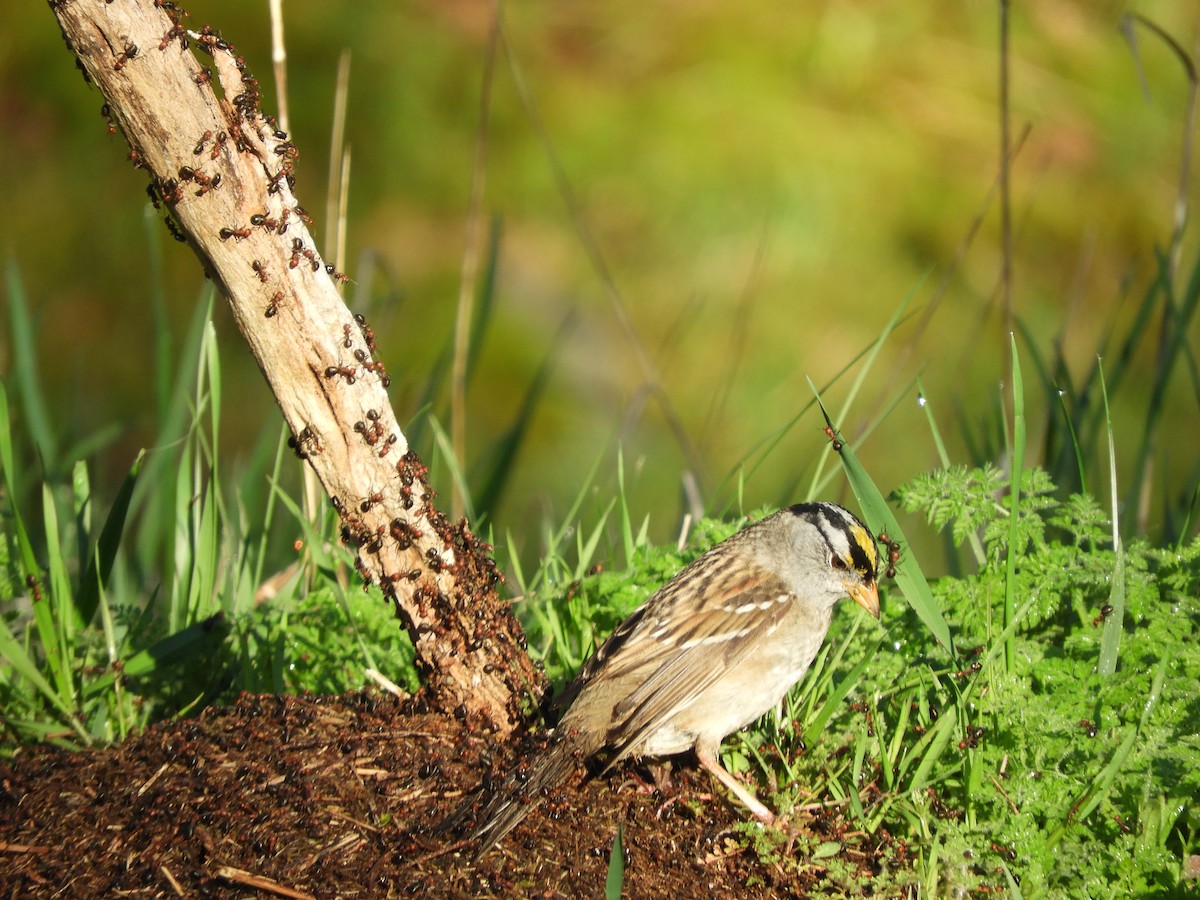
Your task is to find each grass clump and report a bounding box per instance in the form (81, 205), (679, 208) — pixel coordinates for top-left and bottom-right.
(516, 460), (1199, 896)
(0, 279), (418, 752)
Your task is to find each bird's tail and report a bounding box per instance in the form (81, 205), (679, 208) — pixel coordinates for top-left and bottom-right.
(461, 729), (588, 856)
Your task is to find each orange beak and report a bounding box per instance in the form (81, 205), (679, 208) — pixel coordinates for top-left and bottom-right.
(845, 580), (880, 618)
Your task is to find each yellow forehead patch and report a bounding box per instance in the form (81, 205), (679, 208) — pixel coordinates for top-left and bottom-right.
(847, 523), (878, 576)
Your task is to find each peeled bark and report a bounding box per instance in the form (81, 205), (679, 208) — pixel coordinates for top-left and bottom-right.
(48, 0), (544, 734)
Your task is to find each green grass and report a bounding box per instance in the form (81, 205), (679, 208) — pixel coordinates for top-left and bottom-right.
(0, 269), (416, 749)
(514, 458), (1199, 896)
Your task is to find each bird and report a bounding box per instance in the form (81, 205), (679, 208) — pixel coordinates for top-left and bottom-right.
(465, 501), (880, 854)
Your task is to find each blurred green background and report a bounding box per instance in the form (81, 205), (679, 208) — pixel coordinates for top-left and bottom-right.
(4, 1), (1199, 571)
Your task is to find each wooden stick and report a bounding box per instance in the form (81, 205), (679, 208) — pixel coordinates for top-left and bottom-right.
(47, 0), (543, 732)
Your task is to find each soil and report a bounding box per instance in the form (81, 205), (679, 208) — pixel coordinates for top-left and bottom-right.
(0, 692), (901, 897)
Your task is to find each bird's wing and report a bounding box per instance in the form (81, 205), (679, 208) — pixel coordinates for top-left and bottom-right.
(597, 570), (795, 763)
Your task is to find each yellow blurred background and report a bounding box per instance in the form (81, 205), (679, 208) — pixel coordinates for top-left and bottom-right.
(4, 1), (1198, 569)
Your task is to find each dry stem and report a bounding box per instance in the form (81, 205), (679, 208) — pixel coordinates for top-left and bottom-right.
(48, 0), (543, 734)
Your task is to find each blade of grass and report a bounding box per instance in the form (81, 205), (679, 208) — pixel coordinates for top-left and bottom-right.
(4, 262), (58, 464)
(527, 443), (610, 595)
(71, 460), (92, 580)
(1176, 481), (1200, 551)
(999, 861), (1025, 900)
(1054, 387), (1088, 497)
(605, 823), (625, 900)
(91, 546), (126, 742)
(428, 415), (477, 524)
(884, 687), (914, 790)
(958, 592), (1039, 707)
(134, 289), (214, 567)
(38, 483), (77, 692)
(504, 529), (529, 595)
(921, 833), (942, 897)
(572, 499), (616, 581)
(899, 702), (958, 794)
(249, 426), (292, 595)
(616, 447), (637, 567)
(717, 338), (876, 510)
(917, 381), (950, 469)
(0, 384), (40, 575)
(1124, 247), (1200, 532)
(809, 381), (956, 657)
(76, 451), (144, 627)
(1003, 333), (1025, 674)
(1096, 360), (1125, 677)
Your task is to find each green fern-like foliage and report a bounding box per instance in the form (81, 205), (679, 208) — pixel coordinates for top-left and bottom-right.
(894, 466), (1131, 627)
(874, 466), (1200, 896)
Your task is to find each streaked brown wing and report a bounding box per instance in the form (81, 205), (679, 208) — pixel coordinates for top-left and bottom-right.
(600, 571), (794, 761)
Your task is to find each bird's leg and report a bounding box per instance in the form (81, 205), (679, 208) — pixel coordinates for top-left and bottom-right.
(695, 746), (776, 825)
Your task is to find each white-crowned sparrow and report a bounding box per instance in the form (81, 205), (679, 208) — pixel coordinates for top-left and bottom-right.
(468, 501), (880, 853)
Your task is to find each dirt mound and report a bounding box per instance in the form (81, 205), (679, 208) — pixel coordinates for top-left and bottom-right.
(0, 692), (893, 897)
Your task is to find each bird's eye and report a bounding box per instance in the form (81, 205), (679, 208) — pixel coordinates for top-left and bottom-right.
(830, 555), (847, 571)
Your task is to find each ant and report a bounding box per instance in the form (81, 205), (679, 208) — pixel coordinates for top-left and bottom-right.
(264, 291), (283, 318)
(251, 260), (269, 283)
(193, 130), (212, 156)
(164, 216), (186, 243)
(878, 531), (901, 579)
(250, 212), (279, 232)
(210, 131), (228, 160)
(822, 424), (843, 452)
(957, 724), (985, 751)
(354, 313), (377, 352)
(159, 24), (186, 51)
(113, 43), (138, 71)
(158, 178), (183, 204)
(953, 661), (982, 679)
(297, 425), (321, 455)
(191, 171), (219, 196)
(289, 237), (305, 269)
